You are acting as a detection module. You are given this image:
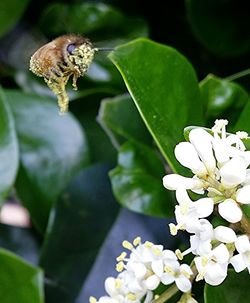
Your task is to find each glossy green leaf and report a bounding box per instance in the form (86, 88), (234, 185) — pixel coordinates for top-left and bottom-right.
(0, 88), (19, 205)
(186, 0), (250, 57)
(241, 204), (250, 221)
(39, 3), (148, 39)
(110, 141), (174, 217)
(0, 223), (40, 264)
(109, 38), (203, 173)
(40, 163), (119, 303)
(98, 94), (152, 148)
(0, 0), (30, 38)
(200, 74), (248, 118)
(0, 248), (44, 303)
(5, 90), (90, 233)
(71, 93), (117, 164)
(204, 269), (250, 303)
(234, 101), (250, 134)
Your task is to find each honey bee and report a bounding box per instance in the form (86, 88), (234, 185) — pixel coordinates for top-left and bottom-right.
(29, 34), (97, 114)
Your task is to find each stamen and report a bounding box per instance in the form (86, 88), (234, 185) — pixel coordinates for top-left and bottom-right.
(133, 236), (141, 246)
(175, 249), (184, 260)
(116, 261), (124, 272)
(126, 293), (137, 301)
(122, 240), (134, 250)
(144, 241), (153, 248)
(89, 296), (97, 303)
(116, 252), (127, 262)
(236, 131), (248, 139)
(169, 223), (178, 236)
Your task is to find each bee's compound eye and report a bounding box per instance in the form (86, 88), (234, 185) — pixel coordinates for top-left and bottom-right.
(67, 43), (76, 54)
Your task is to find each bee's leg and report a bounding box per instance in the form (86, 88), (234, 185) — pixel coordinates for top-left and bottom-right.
(71, 70), (81, 90)
(44, 71), (70, 114)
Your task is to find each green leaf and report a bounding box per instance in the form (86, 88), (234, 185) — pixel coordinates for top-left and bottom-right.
(109, 38), (203, 174)
(200, 74), (248, 118)
(234, 101), (250, 135)
(0, 0), (30, 38)
(110, 141), (175, 217)
(241, 204), (250, 221)
(0, 88), (19, 205)
(39, 163), (119, 303)
(38, 3), (148, 40)
(0, 248), (44, 303)
(204, 269), (250, 303)
(71, 93), (117, 164)
(186, 0), (250, 57)
(98, 94), (152, 148)
(0, 223), (40, 264)
(5, 90), (90, 233)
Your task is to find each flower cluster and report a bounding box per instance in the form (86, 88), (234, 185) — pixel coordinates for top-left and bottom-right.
(163, 119), (250, 285)
(90, 120), (250, 303)
(90, 237), (193, 303)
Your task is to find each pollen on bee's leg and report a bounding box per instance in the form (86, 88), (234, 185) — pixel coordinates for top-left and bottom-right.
(72, 73), (80, 91)
(45, 77), (69, 114)
(57, 92), (69, 115)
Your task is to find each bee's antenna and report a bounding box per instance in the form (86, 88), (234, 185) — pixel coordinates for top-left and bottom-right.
(96, 47), (114, 52)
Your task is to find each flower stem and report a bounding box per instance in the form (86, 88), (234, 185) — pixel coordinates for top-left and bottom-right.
(153, 285), (179, 303)
(225, 68), (250, 81)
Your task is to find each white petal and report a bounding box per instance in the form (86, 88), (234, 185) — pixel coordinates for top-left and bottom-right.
(162, 249), (178, 260)
(204, 262), (228, 285)
(104, 278), (118, 296)
(235, 235), (250, 253)
(161, 273), (175, 285)
(176, 188), (193, 205)
(195, 198), (214, 218)
(236, 185), (250, 204)
(145, 275), (160, 290)
(185, 218), (203, 234)
(132, 262), (147, 279)
(180, 264), (193, 276)
(242, 151), (250, 166)
(218, 199), (242, 223)
(213, 244), (230, 263)
(220, 157), (247, 188)
(175, 275), (192, 292)
(230, 254), (246, 272)
(98, 296), (118, 303)
(189, 128), (216, 173)
(194, 256), (203, 273)
(214, 226), (236, 243)
(190, 236), (211, 255)
(151, 260), (164, 277)
(212, 137), (230, 164)
(144, 291), (153, 303)
(243, 169), (250, 185)
(174, 142), (207, 175)
(163, 174), (204, 190)
(198, 219), (214, 240)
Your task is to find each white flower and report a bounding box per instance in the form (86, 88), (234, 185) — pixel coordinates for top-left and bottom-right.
(152, 250), (193, 292)
(213, 226), (236, 243)
(170, 189), (214, 234)
(219, 157), (247, 188)
(218, 198), (242, 223)
(230, 235), (250, 273)
(121, 239), (165, 291)
(236, 185), (250, 204)
(163, 174), (204, 191)
(174, 142), (207, 176)
(163, 120), (250, 228)
(187, 219), (213, 256)
(189, 128), (216, 174)
(194, 244), (229, 285)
